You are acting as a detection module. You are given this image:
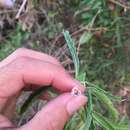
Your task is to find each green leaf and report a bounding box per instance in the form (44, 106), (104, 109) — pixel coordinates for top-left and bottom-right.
(76, 72), (86, 81)
(86, 82), (121, 101)
(114, 124), (130, 130)
(83, 89), (93, 130)
(92, 111), (115, 130)
(63, 30), (80, 77)
(91, 88), (118, 121)
(93, 112), (130, 130)
(119, 114), (129, 124)
(78, 123), (85, 130)
(79, 32), (93, 45)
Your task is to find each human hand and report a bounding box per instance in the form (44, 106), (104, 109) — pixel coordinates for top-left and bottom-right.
(0, 0), (14, 8)
(0, 48), (87, 130)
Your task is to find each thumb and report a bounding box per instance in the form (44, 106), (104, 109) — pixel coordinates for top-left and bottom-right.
(19, 93), (87, 130)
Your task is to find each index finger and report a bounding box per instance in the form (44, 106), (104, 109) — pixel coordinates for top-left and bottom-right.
(1, 56), (85, 97)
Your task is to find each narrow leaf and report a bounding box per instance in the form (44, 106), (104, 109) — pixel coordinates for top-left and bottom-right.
(83, 89), (93, 130)
(91, 88), (118, 121)
(92, 111), (115, 130)
(63, 30), (79, 77)
(79, 32), (93, 45)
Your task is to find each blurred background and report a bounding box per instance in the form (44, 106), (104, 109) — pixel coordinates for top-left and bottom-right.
(0, 0), (130, 129)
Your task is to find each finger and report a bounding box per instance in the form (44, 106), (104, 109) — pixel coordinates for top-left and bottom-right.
(20, 58), (84, 92)
(0, 48), (61, 68)
(19, 94), (87, 130)
(1, 94), (19, 119)
(0, 0), (14, 8)
(0, 115), (13, 127)
(0, 57), (85, 97)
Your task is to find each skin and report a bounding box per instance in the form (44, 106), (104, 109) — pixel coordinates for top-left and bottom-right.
(0, 48), (87, 130)
(0, 0), (14, 8)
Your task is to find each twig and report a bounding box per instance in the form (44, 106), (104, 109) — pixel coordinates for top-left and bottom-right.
(53, 27), (107, 44)
(74, 7), (90, 17)
(109, 0), (130, 9)
(71, 27), (108, 37)
(16, 0), (27, 19)
(0, 9), (18, 14)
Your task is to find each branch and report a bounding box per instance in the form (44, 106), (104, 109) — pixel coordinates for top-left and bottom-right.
(109, 0), (130, 9)
(16, 0), (27, 19)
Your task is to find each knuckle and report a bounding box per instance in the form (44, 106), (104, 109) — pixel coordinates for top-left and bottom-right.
(51, 57), (61, 66)
(0, 115), (13, 127)
(43, 113), (61, 130)
(15, 56), (28, 62)
(46, 119), (58, 130)
(10, 56), (29, 70)
(15, 48), (61, 66)
(13, 48), (26, 56)
(53, 58), (60, 65)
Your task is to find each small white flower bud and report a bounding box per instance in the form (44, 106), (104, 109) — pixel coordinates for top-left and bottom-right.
(71, 87), (82, 96)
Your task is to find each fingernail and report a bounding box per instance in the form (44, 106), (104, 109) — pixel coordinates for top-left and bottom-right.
(67, 95), (87, 115)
